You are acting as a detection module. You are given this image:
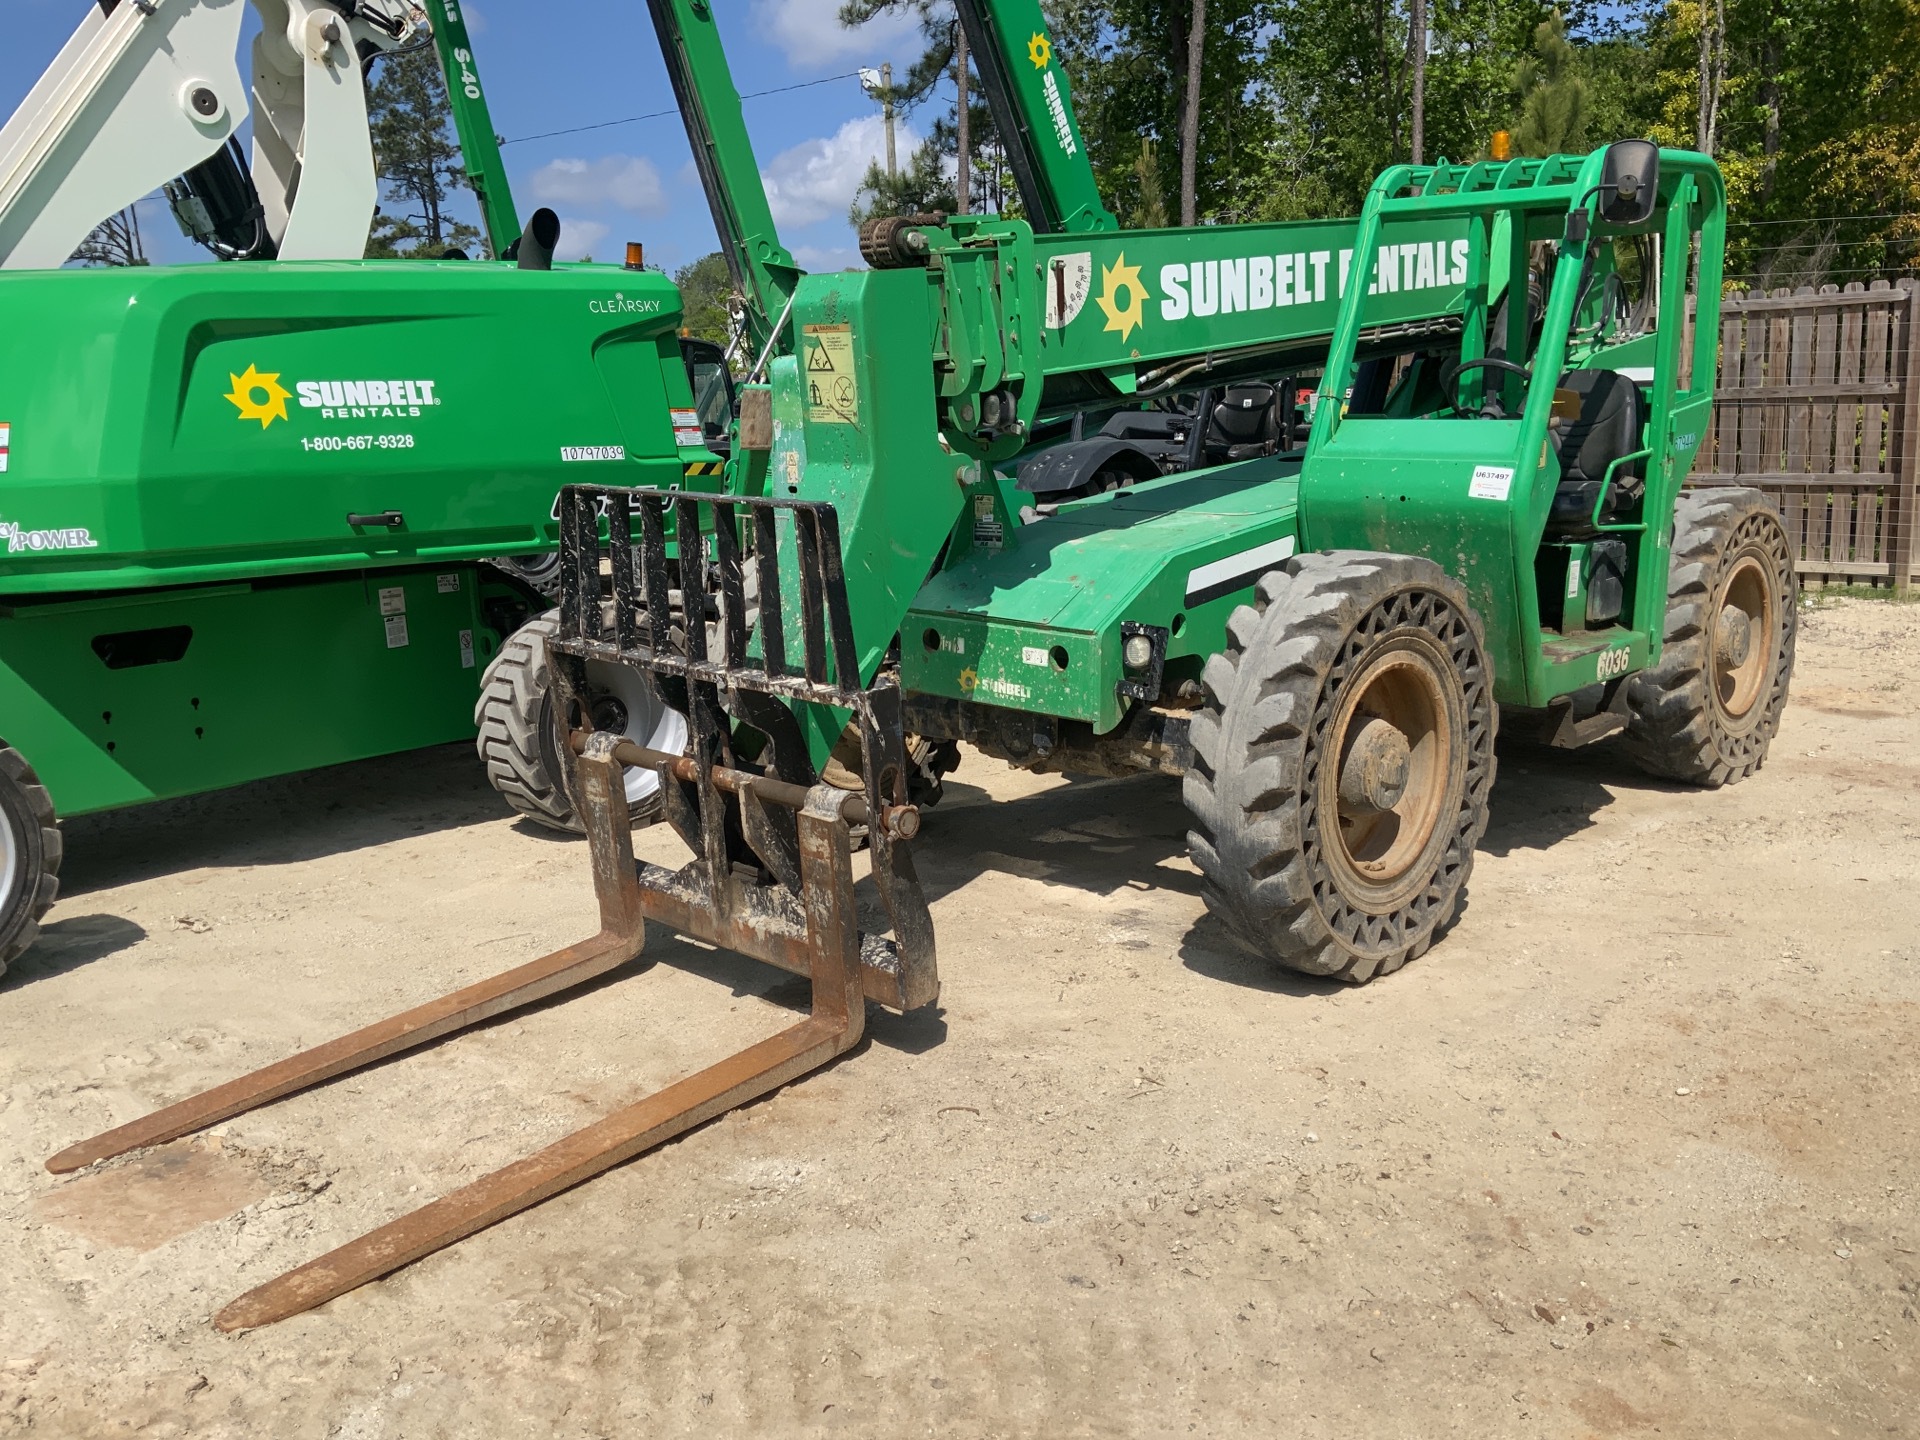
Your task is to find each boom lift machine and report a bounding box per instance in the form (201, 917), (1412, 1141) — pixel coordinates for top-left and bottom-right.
(51, 0), (1796, 1329)
(0, 0), (719, 976)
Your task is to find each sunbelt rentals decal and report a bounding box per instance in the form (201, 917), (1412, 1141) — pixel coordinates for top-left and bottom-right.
(1070, 236), (1473, 343)
(1025, 30), (1078, 159)
(224, 362), (442, 428)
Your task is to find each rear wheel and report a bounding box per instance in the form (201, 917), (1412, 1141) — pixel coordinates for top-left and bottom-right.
(474, 612), (687, 833)
(1184, 552), (1497, 983)
(1622, 488), (1796, 787)
(0, 742), (61, 979)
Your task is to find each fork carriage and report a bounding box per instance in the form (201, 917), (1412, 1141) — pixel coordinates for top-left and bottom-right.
(49, 485), (936, 1329)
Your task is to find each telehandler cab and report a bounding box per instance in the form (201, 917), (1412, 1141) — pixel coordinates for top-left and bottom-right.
(52, 0), (1795, 1329)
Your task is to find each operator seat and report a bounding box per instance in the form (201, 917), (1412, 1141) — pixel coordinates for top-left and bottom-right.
(1205, 383), (1280, 461)
(1547, 368), (1648, 534)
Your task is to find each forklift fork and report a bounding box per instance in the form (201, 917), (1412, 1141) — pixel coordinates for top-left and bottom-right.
(47, 487), (937, 1330)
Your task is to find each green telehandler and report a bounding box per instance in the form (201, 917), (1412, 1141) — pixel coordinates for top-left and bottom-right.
(51, 0), (1795, 1329)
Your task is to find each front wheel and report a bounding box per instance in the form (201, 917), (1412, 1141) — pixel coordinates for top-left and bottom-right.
(0, 742), (61, 979)
(474, 612), (687, 833)
(1184, 552), (1497, 983)
(1621, 488), (1796, 787)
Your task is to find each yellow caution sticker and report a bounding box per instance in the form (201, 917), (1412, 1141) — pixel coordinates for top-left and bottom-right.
(801, 324), (858, 425)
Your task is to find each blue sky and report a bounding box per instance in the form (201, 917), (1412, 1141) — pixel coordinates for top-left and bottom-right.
(2, 0), (940, 272)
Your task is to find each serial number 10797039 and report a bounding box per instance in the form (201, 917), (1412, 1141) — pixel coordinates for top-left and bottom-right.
(300, 434), (416, 453)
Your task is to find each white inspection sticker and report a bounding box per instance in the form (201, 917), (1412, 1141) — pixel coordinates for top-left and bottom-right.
(459, 628), (475, 668)
(437, 573), (460, 594)
(1468, 465), (1515, 500)
(378, 586), (406, 616)
(1021, 645), (1049, 668)
(384, 613), (410, 648)
(0, 422), (10, 473)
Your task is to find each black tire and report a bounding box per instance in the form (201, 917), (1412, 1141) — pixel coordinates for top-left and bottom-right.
(1621, 488), (1796, 787)
(475, 612), (575, 830)
(0, 742), (61, 979)
(473, 612), (685, 833)
(489, 552), (562, 598)
(1184, 552), (1498, 983)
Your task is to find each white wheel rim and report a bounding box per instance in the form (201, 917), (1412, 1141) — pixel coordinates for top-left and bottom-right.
(581, 659), (688, 807)
(0, 805), (20, 918)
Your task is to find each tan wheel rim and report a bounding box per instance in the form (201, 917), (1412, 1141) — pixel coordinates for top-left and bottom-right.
(1319, 636), (1461, 912)
(1714, 552), (1777, 729)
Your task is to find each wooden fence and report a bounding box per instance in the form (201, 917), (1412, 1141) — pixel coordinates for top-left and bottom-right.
(1688, 278), (1920, 588)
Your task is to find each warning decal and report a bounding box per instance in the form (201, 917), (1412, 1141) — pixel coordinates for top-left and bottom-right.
(801, 324), (859, 425)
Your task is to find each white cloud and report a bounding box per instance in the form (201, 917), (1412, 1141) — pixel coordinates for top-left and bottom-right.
(791, 244), (862, 273)
(760, 115), (919, 228)
(748, 0), (921, 69)
(553, 218), (610, 263)
(529, 156), (668, 216)
(458, 1), (489, 35)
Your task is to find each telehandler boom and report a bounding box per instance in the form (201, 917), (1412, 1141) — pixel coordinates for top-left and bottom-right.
(53, 0), (1796, 1329)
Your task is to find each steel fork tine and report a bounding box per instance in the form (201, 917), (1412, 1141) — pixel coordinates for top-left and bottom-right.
(49, 740), (647, 1176)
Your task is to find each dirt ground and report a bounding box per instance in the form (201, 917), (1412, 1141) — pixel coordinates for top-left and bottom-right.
(2, 596), (1916, 1438)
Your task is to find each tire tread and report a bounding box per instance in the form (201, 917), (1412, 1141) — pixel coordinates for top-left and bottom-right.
(0, 741), (61, 978)
(1182, 551), (1497, 984)
(1621, 488), (1797, 787)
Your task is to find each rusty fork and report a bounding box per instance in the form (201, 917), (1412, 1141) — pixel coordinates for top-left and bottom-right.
(50, 485), (938, 1330)
(47, 733), (902, 1331)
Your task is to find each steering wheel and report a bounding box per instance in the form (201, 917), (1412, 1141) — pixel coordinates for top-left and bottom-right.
(1438, 356), (1532, 417)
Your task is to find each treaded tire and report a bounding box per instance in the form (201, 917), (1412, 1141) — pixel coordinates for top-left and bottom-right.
(475, 611), (683, 833)
(0, 741), (61, 979)
(474, 612), (576, 831)
(1183, 552), (1497, 984)
(1621, 488), (1796, 788)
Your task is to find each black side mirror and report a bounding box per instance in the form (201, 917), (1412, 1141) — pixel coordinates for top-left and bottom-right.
(1599, 140), (1660, 226)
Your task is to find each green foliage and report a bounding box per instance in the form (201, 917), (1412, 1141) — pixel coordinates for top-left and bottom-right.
(1513, 11), (1589, 156)
(849, 140), (961, 224)
(674, 252), (736, 346)
(1066, 0), (1273, 223)
(1129, 139), (1169, 228)
(1250, 0), (1563, 216)
(1634, 0), (1920, 287)
(821, 0), (1915, 288)
(365, 47), (484, 259)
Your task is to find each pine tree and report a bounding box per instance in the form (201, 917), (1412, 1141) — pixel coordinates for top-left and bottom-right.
(1513, 10), (1590, 157)
(70, 207), (148, 266)
(1129, 139), (1168, 228)
(849, 141), (960, 224)
(364, 48), (484, 258)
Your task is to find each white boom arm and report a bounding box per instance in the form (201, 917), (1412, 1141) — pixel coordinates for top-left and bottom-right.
(0, 0), (426, 271)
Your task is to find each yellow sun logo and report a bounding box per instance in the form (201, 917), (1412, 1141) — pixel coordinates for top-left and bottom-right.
(957, 666), (978, 693)
(224, 363), (292, 428)
(1094, 252), (1148, 342)
(1027, 31), (1052, 69)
